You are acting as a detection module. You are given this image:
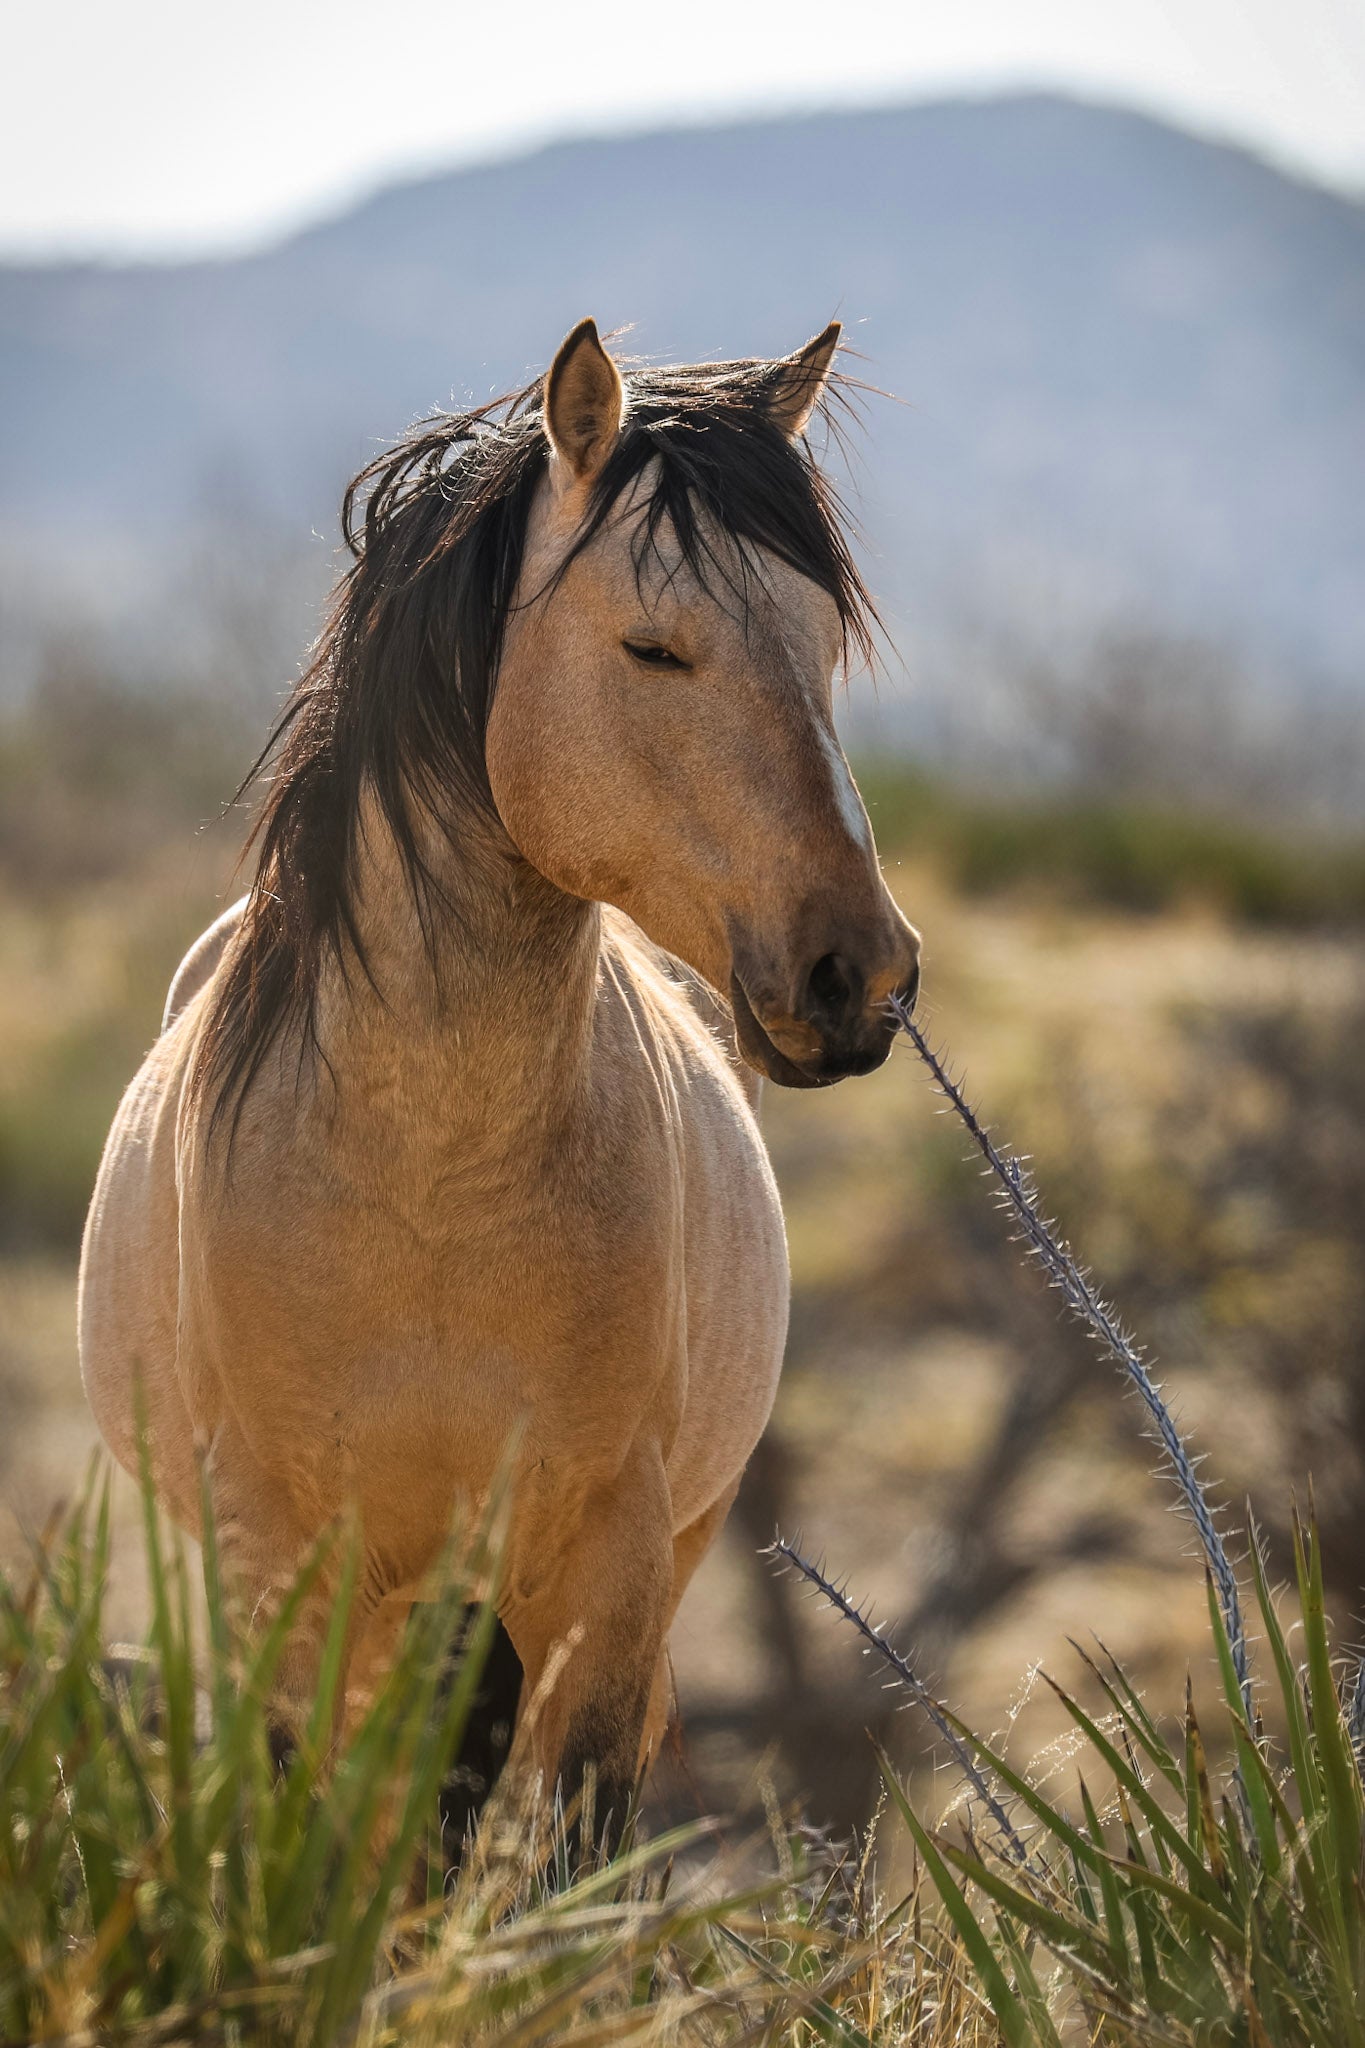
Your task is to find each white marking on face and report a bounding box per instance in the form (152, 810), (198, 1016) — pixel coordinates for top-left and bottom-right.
(818, 723), (872, 850)
(770, 601), (871, 854)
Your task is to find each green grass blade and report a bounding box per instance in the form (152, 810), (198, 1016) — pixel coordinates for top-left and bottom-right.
(1204, 1564), (1257, 1738)
(1070, 1639), (1183, 1796)
(1249, 1531), (1321, 1837)
(1078, 1777), (1130, 1984)
(932, 1837), (1115, 1979)
(994, 1914), (1066, 2048)
(1292, 1508), (1363, 2023)
(715, 1922), (875, 2048)
(876, 1750), (1033, 2047)
(930, 1705), (1114, 1878)
(1040, 1675), (1226, 1906)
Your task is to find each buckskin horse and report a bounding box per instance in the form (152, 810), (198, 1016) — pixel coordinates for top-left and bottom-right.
(79, 318), (921, 1844)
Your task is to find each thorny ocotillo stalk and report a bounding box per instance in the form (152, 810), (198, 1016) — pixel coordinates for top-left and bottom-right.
(767, 1537), (1036, 1870)
(889, 995), (1253, 1720)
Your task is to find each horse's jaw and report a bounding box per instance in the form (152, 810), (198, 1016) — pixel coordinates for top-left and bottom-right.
(728, 974), (827, 1090)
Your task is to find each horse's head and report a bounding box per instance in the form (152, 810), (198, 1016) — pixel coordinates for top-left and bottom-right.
(486, 319), (920, 1088)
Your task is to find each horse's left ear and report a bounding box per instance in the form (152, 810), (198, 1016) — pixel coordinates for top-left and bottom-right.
(545, 318), (625, 485)
(767, 321), (842, 439)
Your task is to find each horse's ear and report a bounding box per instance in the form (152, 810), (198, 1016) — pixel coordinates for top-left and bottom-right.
(767, 321), (842, 439)
(544, 318), (625, 484)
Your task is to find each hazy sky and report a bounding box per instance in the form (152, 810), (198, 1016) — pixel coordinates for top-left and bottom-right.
(6, 0), (1364, 258)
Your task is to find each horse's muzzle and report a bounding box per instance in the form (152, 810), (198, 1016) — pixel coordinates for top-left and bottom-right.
(730, 957), (920, 1090)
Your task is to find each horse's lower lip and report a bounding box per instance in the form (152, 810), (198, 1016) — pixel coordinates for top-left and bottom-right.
(729, 976), (827, 1090)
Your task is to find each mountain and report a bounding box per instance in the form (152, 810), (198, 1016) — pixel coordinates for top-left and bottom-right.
(1, 92), (1362, 714)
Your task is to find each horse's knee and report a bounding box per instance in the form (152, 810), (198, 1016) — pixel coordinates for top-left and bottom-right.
(637, 1649), (673, 1778)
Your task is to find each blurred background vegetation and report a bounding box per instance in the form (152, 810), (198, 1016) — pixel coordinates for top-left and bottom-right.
(1, 601), (1361, 1849)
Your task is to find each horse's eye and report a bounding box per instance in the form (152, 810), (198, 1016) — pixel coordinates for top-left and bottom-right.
(623, 640), (687, 671)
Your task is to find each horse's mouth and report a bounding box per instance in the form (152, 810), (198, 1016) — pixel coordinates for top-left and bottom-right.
(729, 976), (828, 1090)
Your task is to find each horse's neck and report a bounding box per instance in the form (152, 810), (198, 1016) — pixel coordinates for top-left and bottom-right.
(317, 793), (601, 1149)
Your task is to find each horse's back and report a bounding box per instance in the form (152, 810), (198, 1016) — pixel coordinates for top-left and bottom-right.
(162, 897), (247, 1032)
(79, 907), (243, 1524)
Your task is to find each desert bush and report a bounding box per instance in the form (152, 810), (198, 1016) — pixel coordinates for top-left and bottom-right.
(857, 765), (1365, 925)
(2, 1469), (497, 2043)
(0, 653), (248, 1248)
(788, 1492), (1365, 2042)
(896, 1520), (1364, 2045)
(0, 900), (228, 1249)
(0, 651), (246, 894)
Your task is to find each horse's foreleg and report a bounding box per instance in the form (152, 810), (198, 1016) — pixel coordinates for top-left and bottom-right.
(503, 1438), (672, 1856)
(637, 1475), (742, 1776)
(206, 1428), (375, 1760)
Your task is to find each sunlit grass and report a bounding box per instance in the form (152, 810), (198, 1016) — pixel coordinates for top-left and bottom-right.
(0, 1465), (995, 2046)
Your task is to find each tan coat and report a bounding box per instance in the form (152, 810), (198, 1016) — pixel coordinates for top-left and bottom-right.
(79, 320), (920, 1826)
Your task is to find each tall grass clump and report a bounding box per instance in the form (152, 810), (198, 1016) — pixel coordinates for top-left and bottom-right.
(0, 1473), (710, 2045)
(774, 1009), (1365, 2044)
(0, 1460), (1003, 2045)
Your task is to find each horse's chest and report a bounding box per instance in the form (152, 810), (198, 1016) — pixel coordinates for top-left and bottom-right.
(195, 1161), (683, 1504)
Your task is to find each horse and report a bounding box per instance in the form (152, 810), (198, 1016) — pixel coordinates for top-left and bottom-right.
(78, 317), (921, 1845)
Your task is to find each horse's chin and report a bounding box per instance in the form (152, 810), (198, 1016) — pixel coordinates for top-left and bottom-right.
(729, 976), (828, 1090)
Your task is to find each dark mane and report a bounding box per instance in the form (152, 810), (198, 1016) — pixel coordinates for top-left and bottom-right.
(193, 353), (879, 1134)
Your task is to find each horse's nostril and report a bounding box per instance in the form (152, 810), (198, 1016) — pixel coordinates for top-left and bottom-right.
(804, 952), (857, 1027)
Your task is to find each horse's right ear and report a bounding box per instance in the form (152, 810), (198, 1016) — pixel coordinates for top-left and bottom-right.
(544, 319), (625, 487)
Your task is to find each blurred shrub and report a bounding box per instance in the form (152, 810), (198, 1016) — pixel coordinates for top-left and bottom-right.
(0, 990), (171, 1248)
(915, 622), (1365, 827)
(0, 644), (247, 892)
(859, 765), (1365, 924)
(5, 636), (1361, 922)
(0, 652), (247, 1247)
